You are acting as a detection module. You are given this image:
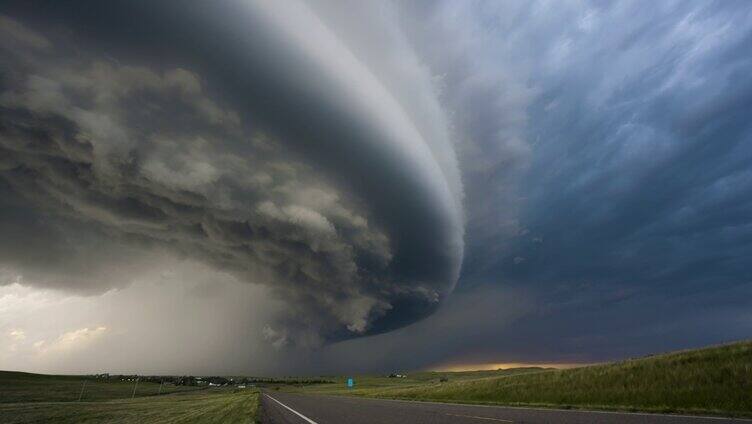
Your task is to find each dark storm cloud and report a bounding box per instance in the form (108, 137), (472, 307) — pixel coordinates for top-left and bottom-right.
(481, 0), (752, 291)
(2, 0), (751, 374)
(0, 1), (463, 345)
(377, 0), (752, 364)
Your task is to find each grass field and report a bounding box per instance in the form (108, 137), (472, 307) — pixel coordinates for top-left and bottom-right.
(284, 340), (752, 417)
(0, 389), (259, 424)
(0, 372), (259, 423)
(3, 340), (750, 421)
(0, 371), (201, 403)
(279, 367), (548, 396)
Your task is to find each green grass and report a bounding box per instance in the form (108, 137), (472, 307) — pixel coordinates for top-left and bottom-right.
(4, 340), (750, 420)
(0, 389), (259, 424)
(0, 372), (259, 423)
(0, 371), (200, 403)
(278, 367), (547, 397)
(287, 340), (752, 417)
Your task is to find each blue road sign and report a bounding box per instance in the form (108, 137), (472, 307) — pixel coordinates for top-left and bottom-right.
(347, 378), (354, 388)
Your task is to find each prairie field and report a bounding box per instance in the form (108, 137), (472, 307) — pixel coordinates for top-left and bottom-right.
(0, 372), (258, 423)
(283, 340), (752, 417)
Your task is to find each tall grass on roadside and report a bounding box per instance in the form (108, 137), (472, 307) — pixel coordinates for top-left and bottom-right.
(370, 340), (752, 416)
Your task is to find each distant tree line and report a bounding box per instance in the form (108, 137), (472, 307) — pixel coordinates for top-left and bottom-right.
(240, 377), (334, 385)
(88, 374), (333, 386)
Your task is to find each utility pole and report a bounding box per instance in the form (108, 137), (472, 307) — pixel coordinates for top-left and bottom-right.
(132, 378), (139, 399)
(78, 380), (87, 402)
(158, 379), (164, 395)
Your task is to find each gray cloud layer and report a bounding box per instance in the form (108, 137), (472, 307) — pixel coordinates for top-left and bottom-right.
(2, 0), (751, 374)
(0, 1), (463, 346)
(392, 0), (752, 363)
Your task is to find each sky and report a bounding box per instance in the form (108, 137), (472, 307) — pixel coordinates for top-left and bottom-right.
(0, 0), (751, 376)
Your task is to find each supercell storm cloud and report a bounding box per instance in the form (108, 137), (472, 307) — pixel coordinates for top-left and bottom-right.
(2, 0), (752, 375)
(0, 1), (463, 345)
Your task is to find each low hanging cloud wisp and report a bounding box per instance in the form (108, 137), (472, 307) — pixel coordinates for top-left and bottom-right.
(0, 1), (464, 346)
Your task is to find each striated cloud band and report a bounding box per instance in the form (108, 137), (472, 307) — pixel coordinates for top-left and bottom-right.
(0, 1), (464, 346)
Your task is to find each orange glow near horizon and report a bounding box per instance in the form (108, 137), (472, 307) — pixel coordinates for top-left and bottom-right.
(431, 362), (593, 372)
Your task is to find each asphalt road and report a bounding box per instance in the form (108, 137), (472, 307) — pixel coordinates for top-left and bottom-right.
(259, 390), (751, 424)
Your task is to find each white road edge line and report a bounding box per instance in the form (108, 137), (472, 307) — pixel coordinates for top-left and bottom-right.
(264, 393), (319, 424)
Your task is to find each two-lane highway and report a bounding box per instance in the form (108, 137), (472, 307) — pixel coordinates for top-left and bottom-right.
(259, 390), (751, 424)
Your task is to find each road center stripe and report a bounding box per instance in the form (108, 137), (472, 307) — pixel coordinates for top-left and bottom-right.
(444, 413), (514, 422)
(264, 393), (319, 424)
